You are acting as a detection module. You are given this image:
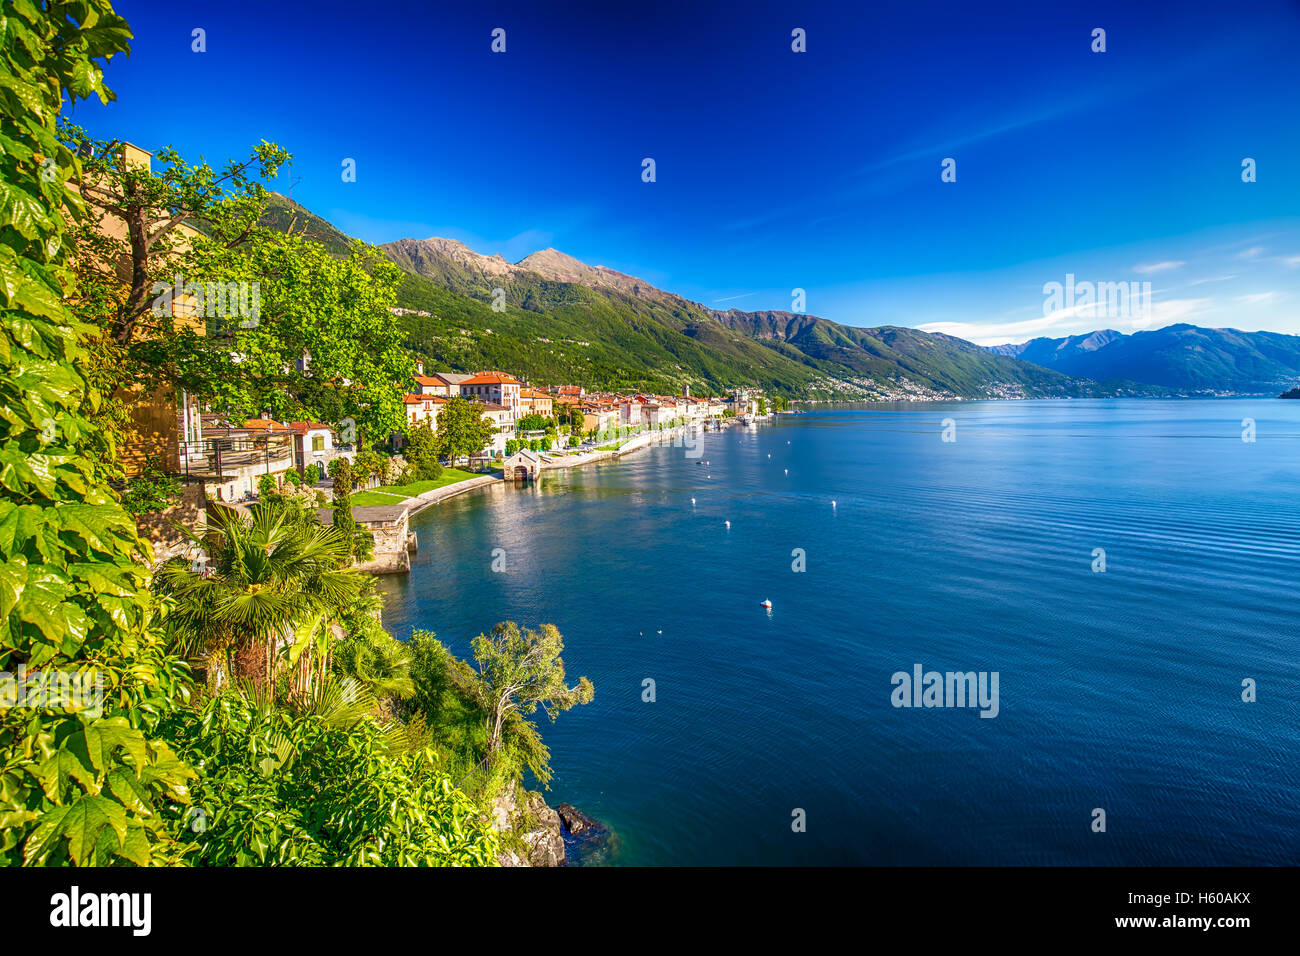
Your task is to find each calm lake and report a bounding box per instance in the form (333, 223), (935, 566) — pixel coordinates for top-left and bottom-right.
(376, 399), (1300, 865)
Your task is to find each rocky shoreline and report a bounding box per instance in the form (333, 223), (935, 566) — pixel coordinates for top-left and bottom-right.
(489, 782), (613, 866)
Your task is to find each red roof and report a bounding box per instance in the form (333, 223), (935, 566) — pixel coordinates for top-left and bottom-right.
(461, 371), (522, 386)
(243, 418), (288, 432)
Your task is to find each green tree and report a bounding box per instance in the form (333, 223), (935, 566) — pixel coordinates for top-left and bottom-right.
(119, 455), (181, 516)
(515, 413), (553, 432)
(63, 128), (413, 447)
(328, 457), (370, 561)
(0, 0), (198, 867)
(157, 504), (363, 687)
(402, 420), (443, 482)
(436, 397), (493, 461)
(469, 623), (593, 758)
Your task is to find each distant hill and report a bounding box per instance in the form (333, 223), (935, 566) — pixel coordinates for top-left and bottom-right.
(257, 194), (1160, 399)
(989, 325), (1300, 393)
(382, 236), (1146, 400)
(989, 329), (1127, 365)
(259, 192), (354, 257)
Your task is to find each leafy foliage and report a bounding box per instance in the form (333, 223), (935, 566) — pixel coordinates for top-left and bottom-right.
(402, 420), (442, 482)
(119, 456), (182, 516)
(156, 503), (363, 686)
(435, 396), (493, 461)
(327, 457), (373, 561)
(63, 127), (414, 444)
(469, 623), (594, 766)
(0, 0), (198, 867)
(159, 682), (498, 866)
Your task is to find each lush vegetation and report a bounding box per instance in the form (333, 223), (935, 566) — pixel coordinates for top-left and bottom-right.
(435, 396), (494, 461)
(157, 682), (497, 866)
(378, 240), (1141, 402)
(0, 0), (196, 867)
(62, 124), (414, 449)
(0, 0), (583, 868)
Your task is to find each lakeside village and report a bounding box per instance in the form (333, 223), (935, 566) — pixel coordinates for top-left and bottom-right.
(5, 38), (783, 863)
(134, 361), (772, 575)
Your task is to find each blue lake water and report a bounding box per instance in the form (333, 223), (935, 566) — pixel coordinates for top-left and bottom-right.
(376, 400), (1300, 865)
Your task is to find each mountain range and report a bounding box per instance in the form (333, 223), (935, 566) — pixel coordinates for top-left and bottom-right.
(262, 193), (1298, 398)
(989, 326), (1300, 393)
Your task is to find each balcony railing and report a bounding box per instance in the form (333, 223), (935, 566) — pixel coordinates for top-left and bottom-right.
(120, 434), (295, 480)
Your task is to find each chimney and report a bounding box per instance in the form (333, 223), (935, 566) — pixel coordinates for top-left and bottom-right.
(416, 360), (425, 375)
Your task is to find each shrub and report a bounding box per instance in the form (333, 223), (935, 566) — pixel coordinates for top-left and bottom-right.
(403, 421), (442, 482)
(383, 454), (408, 484)
(120, 456), (183, 516)
(159, 686), (499, 866)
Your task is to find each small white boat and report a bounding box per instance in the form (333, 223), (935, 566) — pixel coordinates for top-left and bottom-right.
(759, 599), (773, 609)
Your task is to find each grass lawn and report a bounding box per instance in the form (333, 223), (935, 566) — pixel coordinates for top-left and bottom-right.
(350, 468), (489, 506)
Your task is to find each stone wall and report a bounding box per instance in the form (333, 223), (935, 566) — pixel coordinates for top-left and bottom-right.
(135, 479), (206, 565)
(351, 508), (412, 574)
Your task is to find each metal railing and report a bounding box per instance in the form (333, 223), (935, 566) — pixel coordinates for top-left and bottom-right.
(120, 434), (296, 480)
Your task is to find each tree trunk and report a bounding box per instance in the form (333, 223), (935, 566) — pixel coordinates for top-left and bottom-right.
(231, 638), (270, 686)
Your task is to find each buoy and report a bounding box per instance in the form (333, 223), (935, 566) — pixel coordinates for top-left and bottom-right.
(784, 469), (788, 475)
(725, 520), (731, 529)
(691, 497), (696, 505)
(760, 599), (773, 609)
(832, 500), (837, 508)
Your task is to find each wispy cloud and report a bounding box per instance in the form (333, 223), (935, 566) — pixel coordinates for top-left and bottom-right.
(1237, 291), (1277, 305)
(713, 292), (755, 303)
(919, 297), (1213, 346)
(1237, 245), (1266, 260)
(1134, 260), (1185, 275)
(1187, 274), (1238, 286)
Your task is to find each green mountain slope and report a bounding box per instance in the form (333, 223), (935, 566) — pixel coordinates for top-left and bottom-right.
(384, 236), (1145, 399)
(260, 192), (355, 257)
(260, 194), (1158, 399)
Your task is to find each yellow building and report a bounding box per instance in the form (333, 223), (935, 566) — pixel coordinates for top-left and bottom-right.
(74, 142), (208, 479)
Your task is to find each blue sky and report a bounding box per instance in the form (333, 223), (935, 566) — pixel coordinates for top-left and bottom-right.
(77, 0), (1300, 344)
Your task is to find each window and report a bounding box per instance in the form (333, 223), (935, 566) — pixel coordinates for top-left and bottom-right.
(312, 435), (324, 452)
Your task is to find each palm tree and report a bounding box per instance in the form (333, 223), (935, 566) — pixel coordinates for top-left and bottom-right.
(158, 502), (364, 689)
